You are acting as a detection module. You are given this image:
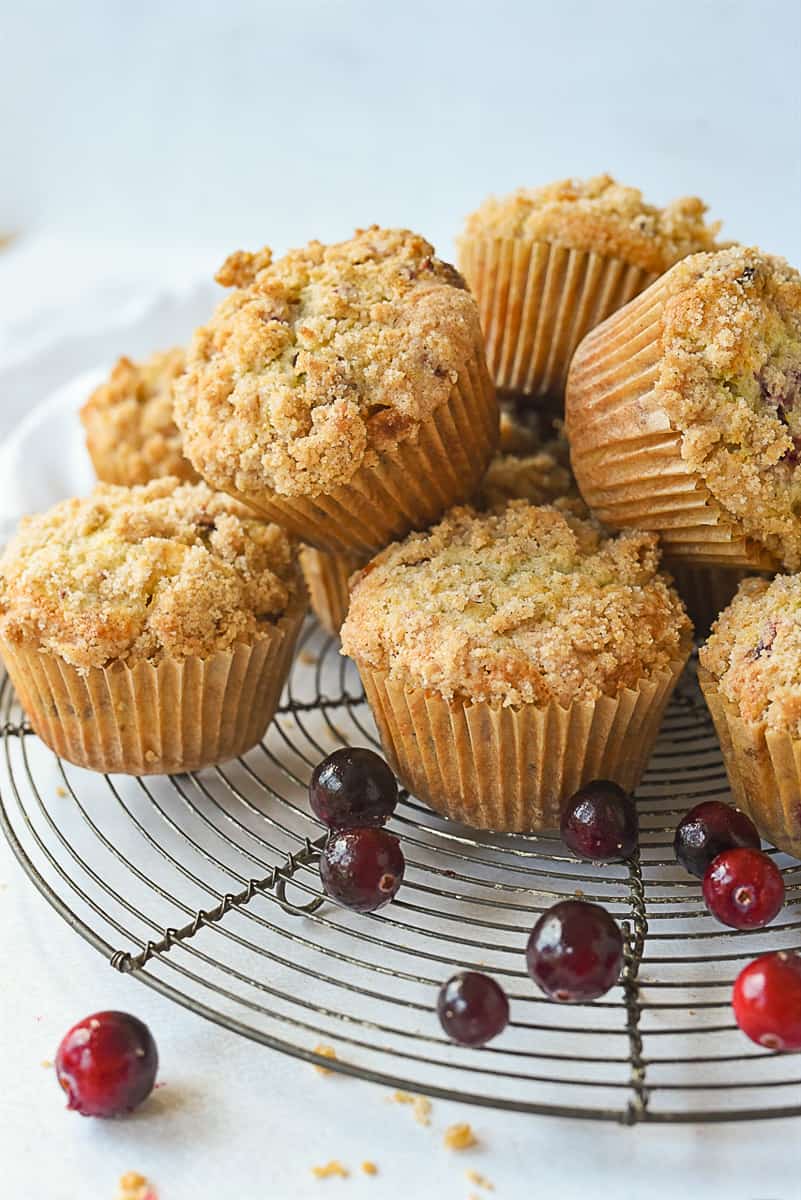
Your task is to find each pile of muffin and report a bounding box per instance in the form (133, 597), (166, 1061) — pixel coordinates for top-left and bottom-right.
(2, 177), (800, 859)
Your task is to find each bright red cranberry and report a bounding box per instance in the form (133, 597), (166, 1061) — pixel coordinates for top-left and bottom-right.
(733, 951), (801, 1051)
(703, 848), (784, 929)
(437, 972), (509, 1046)
(319, 827), (404, 912)
(560, 780), (638, 861)
(310, 748), (398, 829)
(674, 800), (760, 879)
(55, 1011), (158, 1117)
(526, 900), (624, 1002)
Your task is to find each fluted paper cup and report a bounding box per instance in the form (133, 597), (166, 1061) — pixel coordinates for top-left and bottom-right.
(699, 668), (801, 858)
(0, 597), (305, 775)
(566, 281), (781, 571)
(458, 236), (656, 412)
(355, 643), (690, 833)
(225, 353), (498, 557)
(300, 546), (362, 636)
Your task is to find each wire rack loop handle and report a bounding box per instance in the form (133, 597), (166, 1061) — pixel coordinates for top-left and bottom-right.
(110, 836), (326, 974)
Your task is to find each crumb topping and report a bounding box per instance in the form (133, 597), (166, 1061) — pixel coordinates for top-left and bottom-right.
(341, 502), (690, 708)
(311, 1161), (349, 1180)
(700, 573), (801, 733)
(460, 175), (721, 274)
(174, 227), (482, 499)
(443, 1123), (478, 1151)
(0, 478), (301, 670)
(81, 350), (198, 486)
(655, 246), (801, 568)
(479, 437), (586, 516)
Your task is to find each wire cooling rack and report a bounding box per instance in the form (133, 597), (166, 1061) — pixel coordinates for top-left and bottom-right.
(1, 622), (800, 1125)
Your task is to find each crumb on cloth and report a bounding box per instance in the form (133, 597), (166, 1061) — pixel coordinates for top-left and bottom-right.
(444, 1122), (478, 1150)
(311, 1161), (349, 1180)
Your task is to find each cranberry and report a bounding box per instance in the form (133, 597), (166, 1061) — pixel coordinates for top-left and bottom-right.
(55, 1011), (158, 1117)
(674, 801), (761, 878)
(733, 951), (801, 1051)
(319, 827), (405, 912)
(560, 780), (638, 861)
(310, 748), (398, 829)
(526, 900), (624, 1002)
(702, 848), (784, 929)
(437, 972), (509, 1046)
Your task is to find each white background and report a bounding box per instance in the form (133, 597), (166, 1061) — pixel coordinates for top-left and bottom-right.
(1, 1), (800, 1197)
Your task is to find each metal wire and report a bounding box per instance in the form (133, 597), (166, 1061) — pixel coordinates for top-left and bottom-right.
(1, 623), (800, 1125)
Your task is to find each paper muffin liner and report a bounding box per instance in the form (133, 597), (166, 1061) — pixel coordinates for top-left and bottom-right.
(0, 598), (305, 775)
(355, 646), (690, 833)
(699, 668), (801, 858)
(225, 352), (498, 557)
(666, 561), (762, 639)
(299, 546), (362, 636)
(457, 236), (656, 410)
(566, 280), (780, 571)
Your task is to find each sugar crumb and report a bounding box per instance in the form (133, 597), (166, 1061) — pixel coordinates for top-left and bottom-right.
(56, 786), (67, 798)
(361, 1161), (378, 1176)
(116, 1173), (153, 1200)
(391, 1090), (432, 1125)
(311, 1161), (349, 1180)
(40, 1059), (53, 1069)
(444, 1123), (478, 1151)
(466, 1168), (494, 1190)
(312, 1043), (338, 1075)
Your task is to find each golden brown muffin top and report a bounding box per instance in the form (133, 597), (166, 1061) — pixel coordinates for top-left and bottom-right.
(700, 573), (801, 733)
(341, 501), (690, 707)
(654, 246), (801, 569)
(173, 227), (483, 500)
(81, 349), (199, 486)
(460, 174), (721, 274)
(0, 478), (302, 671)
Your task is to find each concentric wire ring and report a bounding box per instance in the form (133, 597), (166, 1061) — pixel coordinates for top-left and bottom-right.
(1, 624), (799, 1124)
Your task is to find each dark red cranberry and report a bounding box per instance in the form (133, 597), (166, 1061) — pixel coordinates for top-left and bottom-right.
(310, 748), (398, 829)
(674, 800), (760, 879)
(560, 780), (638, 861)
(55, 1011), (158, 1117)
(526, 900), (624, 1002)
(702, 848), (784, 929)
(733, 951), (801, 1051)
(320, 827), (405, 912)
(437, 972), (509, 1046)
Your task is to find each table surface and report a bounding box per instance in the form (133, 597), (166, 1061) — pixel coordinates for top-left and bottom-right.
(2, 1), (800, 1186)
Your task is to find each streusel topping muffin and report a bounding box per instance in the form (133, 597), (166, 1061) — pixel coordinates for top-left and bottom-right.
(700, 574), (801, 733)
(460, 174), (721, 274)
(652, 247), (801, 566)
(174, 227), (483, 500)
(479, 436), (586, 515)
(81, 349), (199, 485)
(341, 502), (690, 708)
(0, 477), (301, 671)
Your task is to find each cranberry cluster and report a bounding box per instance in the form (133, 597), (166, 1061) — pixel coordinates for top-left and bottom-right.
(674, 800), (798, 1052)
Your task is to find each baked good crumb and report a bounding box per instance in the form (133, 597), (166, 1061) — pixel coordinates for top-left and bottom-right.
(311, 1161), (350, 1180)
(81, 349), (198, 486)
(361, 1162), (378, 1176)
(116, 1173), (153, 1200)
(312, 1044), (338, 1075)
(700, 573), (801, 733)
(466, 1169), (493, 1190)
(479, 438), (585, 516)
(174, 226), (482, 501)
(443, 1123), (478, 1150)
(342, 502), (690, 708)
(391, 1090), (432, 1125)
(40, 1059), (52, 1069)
(460, 174), (721, 274)
(0, 478), (301, 671)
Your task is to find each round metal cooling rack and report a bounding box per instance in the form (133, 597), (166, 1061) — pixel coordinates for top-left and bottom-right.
(1, 621), (800, 1126)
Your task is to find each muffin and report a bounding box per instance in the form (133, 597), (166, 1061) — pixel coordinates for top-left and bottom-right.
(0, 478), (305, 774)
(341, 502), (692, 831)
(699, 574), (801, 857)
(174, 228), (498, 556)
(304, 431), (582, 637)
(81, 349), (199, 485)
(567, 247), (801, 570)
(458, 174), (720, 414)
